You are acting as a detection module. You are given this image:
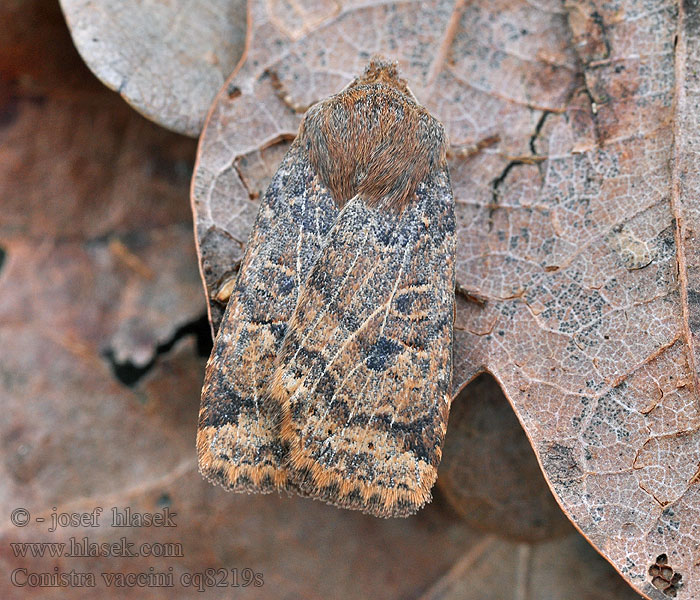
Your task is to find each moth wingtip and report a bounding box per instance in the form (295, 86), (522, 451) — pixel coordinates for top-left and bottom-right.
(283, 443), (439, 518)
(196, 425), (290, 494)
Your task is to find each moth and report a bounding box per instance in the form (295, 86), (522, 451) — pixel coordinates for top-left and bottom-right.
(197, 58), (456, 518)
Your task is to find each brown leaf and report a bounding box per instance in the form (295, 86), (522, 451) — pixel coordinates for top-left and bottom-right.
(1, 4), (645, 597)
(418, 532), (642, 600)
(438, 373), (572, 542)
(191, 1), (700, 597)
(59, 0), (247, 136)
(0, 0), (205, 512)
(0, 3), (197, 241)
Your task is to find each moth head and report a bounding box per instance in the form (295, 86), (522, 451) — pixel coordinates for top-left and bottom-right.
(345, 56), (418, 103)
(300, 57), (446, 212)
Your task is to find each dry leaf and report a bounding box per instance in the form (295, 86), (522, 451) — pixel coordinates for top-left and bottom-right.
(192, 0), (577, 328)
(0, 4), (197, 240)
(59, 0), (247, 136)
(191, 1), (700, 597)
(1, 3), (642, 598)
(438, 373), (572, 542)
(0, 0), (206, 512)
(419, 532), (641, 600)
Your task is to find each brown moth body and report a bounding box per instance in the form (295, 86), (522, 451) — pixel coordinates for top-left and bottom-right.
(198, 57), (455, 517)
(301, 61), (447, 211)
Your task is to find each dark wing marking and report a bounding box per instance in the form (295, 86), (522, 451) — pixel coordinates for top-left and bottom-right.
(197, 140), (338, 492)
(269, 167), (456, 516)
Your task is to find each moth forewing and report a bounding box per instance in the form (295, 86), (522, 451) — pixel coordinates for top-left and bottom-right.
(270, 170), (455, 517)
(197, 141), (339, 493)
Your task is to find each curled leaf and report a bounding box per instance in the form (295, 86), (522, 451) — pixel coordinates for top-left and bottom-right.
(192, 1), (700, 597)
(59, 0), (247, 136)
